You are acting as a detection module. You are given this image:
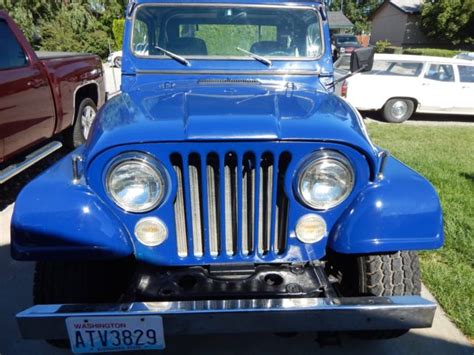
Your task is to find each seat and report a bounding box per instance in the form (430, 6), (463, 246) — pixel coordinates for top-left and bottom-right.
(166, 37), (208, 55)
(250, 41), (287, 56)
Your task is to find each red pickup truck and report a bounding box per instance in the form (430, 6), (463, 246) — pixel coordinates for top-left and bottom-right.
(0, 11), (105, 184)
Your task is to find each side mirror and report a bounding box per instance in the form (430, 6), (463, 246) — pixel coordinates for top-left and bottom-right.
(350, 47), (375, 73)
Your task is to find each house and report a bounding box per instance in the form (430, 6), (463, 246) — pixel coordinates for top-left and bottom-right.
(369, 0), (433, 47)
(328, 11), (354, 34)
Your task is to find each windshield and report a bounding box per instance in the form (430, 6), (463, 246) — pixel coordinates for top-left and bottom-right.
(335, 36), (358, 45)
(132, 5), (323, 59)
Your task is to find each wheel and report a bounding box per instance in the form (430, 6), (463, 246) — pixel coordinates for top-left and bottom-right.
(66, 98), (97, 148)
(327, 251), (421, 339)
(382, 98), (415, 123)
(114, 56), (122, 68)
(34, 260), (134, 348)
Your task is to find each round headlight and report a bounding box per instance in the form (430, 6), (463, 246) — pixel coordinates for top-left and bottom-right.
(106, 153), (166, 213)
(297, 151), (354, 210)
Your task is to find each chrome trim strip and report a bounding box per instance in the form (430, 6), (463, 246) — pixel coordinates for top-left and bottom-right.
(207, 161), (219, 256)
(0, 141), (62, 184)
(136, 69), (319, 75)
(72, 154), (83, 184)
(16, 296), (436, 339)
(189, 163), (204, 257)
(173, 162), (188, 257)
(377, 150), (389, 180)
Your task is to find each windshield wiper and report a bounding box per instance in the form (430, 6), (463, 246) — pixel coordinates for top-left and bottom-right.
(154, 45), (190, 66)
(236, 47), (272, 67)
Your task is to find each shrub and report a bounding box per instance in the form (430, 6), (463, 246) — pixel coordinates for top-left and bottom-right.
(112, 18), (125, 50)
(40, 3), (110, 58)
(402, 48), (462, 58)
(375, 40), (391, 53)
(383, 46), (403, 54)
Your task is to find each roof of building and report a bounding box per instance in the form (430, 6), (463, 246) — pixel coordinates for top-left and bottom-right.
(390, 0), (424, 13)
(328, 11), (354, 29)
(370, 0), (423, 20)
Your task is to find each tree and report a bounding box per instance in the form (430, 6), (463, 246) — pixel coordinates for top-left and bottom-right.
(112, 18), (125, 49)
(328, 0), (382, 34)
(421, 0), (474, 46)
(0, 0), (60, 44)
(0, 0), (126, 56)
(40, 2), (110, 57)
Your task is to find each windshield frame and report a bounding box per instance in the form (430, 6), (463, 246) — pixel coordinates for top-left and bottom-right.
(130, 3), (325, 62)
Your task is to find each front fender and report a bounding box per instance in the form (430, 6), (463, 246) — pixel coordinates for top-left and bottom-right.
(11, 148), (134, 260)
(329, 156), (443, 253)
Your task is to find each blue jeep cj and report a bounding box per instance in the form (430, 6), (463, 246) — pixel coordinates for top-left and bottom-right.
(12, 0), (443, 352)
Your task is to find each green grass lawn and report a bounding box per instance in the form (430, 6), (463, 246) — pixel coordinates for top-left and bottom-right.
(366, 122), (474, 338)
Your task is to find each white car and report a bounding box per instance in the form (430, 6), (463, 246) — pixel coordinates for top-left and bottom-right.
(107, 50), (122, 68)
(341, 54), (474, 122)
(454, 52), (474, 61)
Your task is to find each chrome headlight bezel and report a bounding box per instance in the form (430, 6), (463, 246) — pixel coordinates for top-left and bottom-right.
(105, 152), (167, 213)
(296, 150), (355, 210)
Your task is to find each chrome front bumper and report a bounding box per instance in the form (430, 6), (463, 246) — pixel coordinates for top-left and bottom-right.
(17, 296), (436, 339)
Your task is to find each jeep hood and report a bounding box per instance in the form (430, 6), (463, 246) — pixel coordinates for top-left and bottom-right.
(85, 82), (377, 164)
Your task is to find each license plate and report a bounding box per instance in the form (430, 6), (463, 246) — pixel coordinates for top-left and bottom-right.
(65, 316), (165, 353)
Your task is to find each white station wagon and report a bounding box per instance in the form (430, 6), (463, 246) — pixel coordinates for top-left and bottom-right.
(341, 54), (474, 122)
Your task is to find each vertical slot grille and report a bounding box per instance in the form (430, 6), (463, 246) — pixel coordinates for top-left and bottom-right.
(241, 153), (255, 255)
(206, 153), (220, 256)
(172, 150), (290, 259)
(189, 154), (204, 257)
(171, 154), (188, 257)
(275, 152), (291, 253)
(224, 153), (238, 255)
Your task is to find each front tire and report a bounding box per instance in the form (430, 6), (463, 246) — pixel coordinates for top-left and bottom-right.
(328, 251), (421, 339)
(34, 260), (133, 347)
(65, 98), (97, 148)
(382, 98), (415, 123)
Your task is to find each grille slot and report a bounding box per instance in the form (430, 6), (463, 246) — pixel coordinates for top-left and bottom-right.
(172, 151), (290, 259)
(189, 154), (204, 257)
(206, 153), (220, 256)
(171, 154), (188, 257)
(241, 153), (255, 255)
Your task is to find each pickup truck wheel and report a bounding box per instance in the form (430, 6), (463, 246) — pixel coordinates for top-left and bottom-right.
(328, 251), (421, 339)
(383, 99), (415, 123)
(67, 98), (97, 148)
(33, 260), (133, 348)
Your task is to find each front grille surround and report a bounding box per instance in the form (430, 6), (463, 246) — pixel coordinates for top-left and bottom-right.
(87, 141), (368, 266)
